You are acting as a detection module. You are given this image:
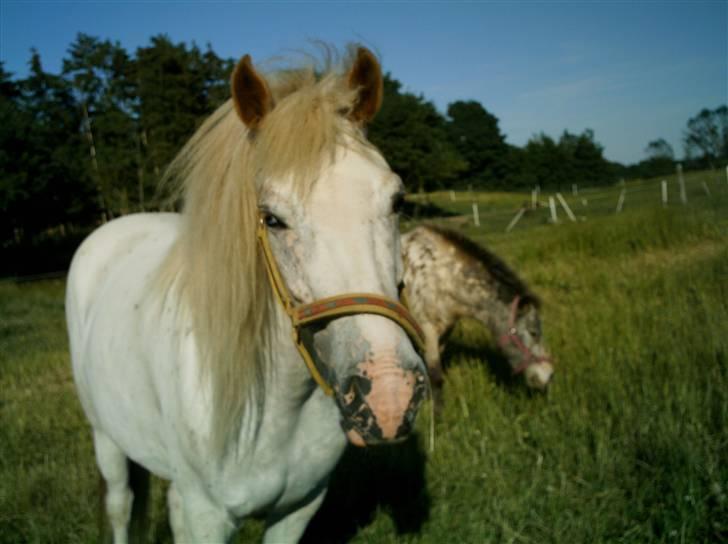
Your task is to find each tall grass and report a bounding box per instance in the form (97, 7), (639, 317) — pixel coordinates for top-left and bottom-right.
(0, 189), (726, 543)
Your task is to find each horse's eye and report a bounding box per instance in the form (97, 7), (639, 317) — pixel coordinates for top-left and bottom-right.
(263, 212), (287, 230)
(392, 192), (406, 215)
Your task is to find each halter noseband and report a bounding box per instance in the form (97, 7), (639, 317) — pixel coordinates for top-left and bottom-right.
(257, 216), (426, 397)
(498, 295), (551, 375)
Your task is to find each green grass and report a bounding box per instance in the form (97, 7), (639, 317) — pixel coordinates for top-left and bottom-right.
(1, 175), (727, 543)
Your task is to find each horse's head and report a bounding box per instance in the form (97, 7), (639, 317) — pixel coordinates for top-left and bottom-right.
(231, 48), (427, 446)
(497, 296), (554, 390)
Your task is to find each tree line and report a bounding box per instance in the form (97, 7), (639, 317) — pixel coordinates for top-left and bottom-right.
(1, 34), (726, 274)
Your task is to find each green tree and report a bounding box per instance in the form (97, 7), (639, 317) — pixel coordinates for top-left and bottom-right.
(63, 33), (139, 217)
(518, 133), (569, 190)
(683, 105), (728, 167)
(368, 74), (466, 194)
(1, 51), (95, 246)
(515, 129), (613, 190)
(562, 129), (612, 187)
(446, 100), (509, 188)
(135, 36), (230, 195)
(632, 138), (675, 178)
(645, 138), (674, 160)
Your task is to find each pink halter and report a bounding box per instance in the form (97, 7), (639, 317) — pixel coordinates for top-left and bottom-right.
(498, 295), (551, 375)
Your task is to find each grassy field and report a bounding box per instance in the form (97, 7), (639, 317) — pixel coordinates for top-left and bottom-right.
(1, 173), (727, 543)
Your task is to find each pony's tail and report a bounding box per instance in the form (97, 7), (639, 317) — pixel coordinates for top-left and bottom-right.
(97, 460), (151, 544)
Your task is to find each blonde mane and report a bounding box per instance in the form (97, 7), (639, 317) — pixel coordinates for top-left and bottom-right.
(158, 50), (375, 451)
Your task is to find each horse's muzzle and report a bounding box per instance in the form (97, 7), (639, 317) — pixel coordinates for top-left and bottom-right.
(336, 364), (427, 446)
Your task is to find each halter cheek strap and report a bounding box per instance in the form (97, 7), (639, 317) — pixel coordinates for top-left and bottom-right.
(256, 217), (426, 397)
(498, 295), (552, 375)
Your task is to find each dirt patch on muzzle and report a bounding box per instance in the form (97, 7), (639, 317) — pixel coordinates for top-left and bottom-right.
(336, 366), (427, 446)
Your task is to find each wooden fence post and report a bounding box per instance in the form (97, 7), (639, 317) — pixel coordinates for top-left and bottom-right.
(661, 180), (668, 207)
(616, 188), (626, 213)
(449, 190), (456, 202)
(548, 197), (558, 223)
(472, 202), (480, 227)
(677, 163), (687, 204)
(555, 192), (576, 222)
(572, 183), (578, 196)
(701, 181), (712, 198)
(505, 207), (526, 233)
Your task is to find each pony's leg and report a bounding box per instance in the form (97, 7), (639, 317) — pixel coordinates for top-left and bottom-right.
(422, 323), (444, 412)
(180, 488), (235, 543)
(263, 486), (328, 544)
(94, 431), (133, 544)
(167, 483), (190, 543)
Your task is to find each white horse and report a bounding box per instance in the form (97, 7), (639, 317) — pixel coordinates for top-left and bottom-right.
(66, 47), (427, 543)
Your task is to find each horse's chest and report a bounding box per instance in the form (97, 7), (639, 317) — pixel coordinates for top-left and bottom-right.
(223, 395), (347, 518)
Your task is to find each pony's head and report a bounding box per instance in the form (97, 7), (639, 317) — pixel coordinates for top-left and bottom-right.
(497, 295), (553, 390)
(230, 47), (427, 445)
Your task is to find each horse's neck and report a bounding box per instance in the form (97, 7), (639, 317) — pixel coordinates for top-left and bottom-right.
(233, 306), (329, 454)
(459, 271), (512, 336)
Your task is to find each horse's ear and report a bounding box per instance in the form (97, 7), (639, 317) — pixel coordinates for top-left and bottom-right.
(347, 47), (383, 124)
(231, 54), (273, 129)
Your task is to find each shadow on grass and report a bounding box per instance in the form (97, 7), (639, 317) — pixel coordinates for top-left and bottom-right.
(441, 337), (523, 393)
(302, 434), (430, 543)
(401, 199), (458, 220)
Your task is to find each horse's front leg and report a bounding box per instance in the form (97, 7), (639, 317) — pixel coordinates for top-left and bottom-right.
(177, 486), (236, 543)
(167, 483), (191, 543)
(263, 484), (328, 544)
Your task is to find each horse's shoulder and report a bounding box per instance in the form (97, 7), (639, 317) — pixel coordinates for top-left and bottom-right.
(67, 213), (182, 314)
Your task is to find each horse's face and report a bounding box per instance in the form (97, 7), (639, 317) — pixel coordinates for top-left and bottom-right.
(259, 144), (427, 445)
(504, 304), (553, 390)
(233, 49), (427, 446)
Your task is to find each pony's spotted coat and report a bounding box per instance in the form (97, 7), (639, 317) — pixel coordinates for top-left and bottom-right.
(401, 225), (553, 397)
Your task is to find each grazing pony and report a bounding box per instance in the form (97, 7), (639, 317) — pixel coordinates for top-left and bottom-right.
(66, 47), (427, 543)
(401, 225), (553, 397)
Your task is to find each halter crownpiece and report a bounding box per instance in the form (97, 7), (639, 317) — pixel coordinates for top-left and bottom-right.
(498, 295), (552, 375)
(256, 216), (426, 396)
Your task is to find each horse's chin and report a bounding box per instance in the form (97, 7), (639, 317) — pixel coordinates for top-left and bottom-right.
(524, 362), (554, 391)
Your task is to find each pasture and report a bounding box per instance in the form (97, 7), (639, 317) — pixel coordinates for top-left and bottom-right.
(1, 175), (726, 543)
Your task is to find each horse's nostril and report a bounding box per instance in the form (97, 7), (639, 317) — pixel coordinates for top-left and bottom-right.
(395, 411), (415, 439)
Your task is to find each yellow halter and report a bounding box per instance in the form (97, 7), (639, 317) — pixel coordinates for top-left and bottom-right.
(256, 216), (426, 397)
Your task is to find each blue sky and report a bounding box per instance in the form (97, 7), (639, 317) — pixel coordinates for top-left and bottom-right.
(1, 1), (725, 165)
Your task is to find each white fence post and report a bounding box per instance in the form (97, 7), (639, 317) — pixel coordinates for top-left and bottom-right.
(555, 192), (577, 222)
(531, 188), (537, 209)
(449, 190), (456, 202)
(616, 188), (626, 213)
(548, 196), (558, 223)
(505, 207), (526, 232)
(472, 202), (480, 227)
(661, 180), (668, 207)
(701, 181), (712, 198)
(677, 163), (687, 204)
